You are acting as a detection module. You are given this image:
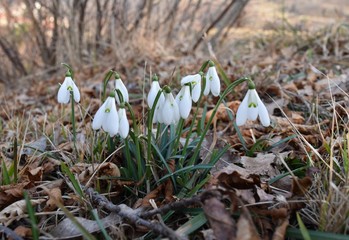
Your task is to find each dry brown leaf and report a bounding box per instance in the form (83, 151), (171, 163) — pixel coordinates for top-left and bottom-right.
(49, 212), (121, 238)
(14, 225), (32, 238)
(218, 171), (258, 190)
(71, 162), (120, 185)
(44, 188), (63, 211)
(202, 193), (235, 240)
(240, 152), (291, 178)
(236, 207), (260, 240)
(0, 198), (45, 225)
(291, 176), (312, 196)
(272, 218), (289, 240)
(0, 181), (31, 209)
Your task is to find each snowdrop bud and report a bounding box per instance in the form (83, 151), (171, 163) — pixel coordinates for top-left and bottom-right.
(118, 106), (129, 139)
(57, 74), (80, 104)
(204, 61), (221, 97)
(236, 80), (270, 127)
(175, 85), (192, 119)
(181, 74), (201, 102)
(92, 96), (119, 136)
(147, 74), (161, 109)
(161, 86), (180, 125)
(115, 73), (129, 105)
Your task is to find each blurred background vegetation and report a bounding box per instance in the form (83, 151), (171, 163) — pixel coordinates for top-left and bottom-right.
(0, 0), (348, 88)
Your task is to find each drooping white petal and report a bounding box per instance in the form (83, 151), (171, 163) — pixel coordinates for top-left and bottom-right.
(72, 81), (80, 102)
(57, 79), (70, 104)
(102, 99), (119, 136)
(191, 80), (201, 102)
(152, 92), (165, 123)
(236, 91), (249, 126)
(92, 99), (109, 130)
(57, 77), (80, 103)
(161, 93), (178, 125)
(115, 78), (129, 104)
(147, 81), (161, 108)
(208, 67), (221, 97)
(118, 108), (129, 138)
(181, 74), (197, 86)
(257, 95), (270, 127)
(178, 86), (192, 119)
(246, 90), (259, 120)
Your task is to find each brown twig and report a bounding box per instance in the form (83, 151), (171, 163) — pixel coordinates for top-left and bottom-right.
(140, 195), (201, 219)
(85, 188), (187, 240)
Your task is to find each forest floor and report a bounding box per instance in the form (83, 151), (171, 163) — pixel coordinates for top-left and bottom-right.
(0, 1), (349, 239)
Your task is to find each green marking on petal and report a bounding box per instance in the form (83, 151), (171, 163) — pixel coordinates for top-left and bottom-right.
(209, 76), (213, 81)
(179, 95), (183, 101)
(248, 102), (257, 108)
(67, 86), (73, 91)
(105, 108), (111, 113)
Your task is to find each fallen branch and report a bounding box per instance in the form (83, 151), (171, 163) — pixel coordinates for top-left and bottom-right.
(140, 196), (201, 219)
(85, 188), (187, 240)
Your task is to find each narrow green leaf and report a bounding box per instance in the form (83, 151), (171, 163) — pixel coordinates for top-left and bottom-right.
(296, 212), (311, 240)
(24, 192), (39, 240)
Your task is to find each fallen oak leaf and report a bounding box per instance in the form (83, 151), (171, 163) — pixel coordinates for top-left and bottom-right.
(0, 181), (31, 209)
(236, 205), (260, 240)
(0, 198), (45, 226)
(49, 212), (121, 239)
(291, 176), (312, 197)
(202, 191), (235, 240)
(14, 225), (32, 239)
(43, 187), (63, 211)
(272, 218), (289, 240)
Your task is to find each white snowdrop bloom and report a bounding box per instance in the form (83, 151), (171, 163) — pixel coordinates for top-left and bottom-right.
(181, 74), (201, 102)
(57, 76), (80, 104)
(175, 85), (192, 119)
(92, 96), (119, 136)
(118, 107), (129, 139)
(204, 65), (221, 97)
(147, 78), (161, 109)
(153, 93), (165, 123)
(115, 75), (129, 105)
(161, 91), (180, 125)
(236, 89), (270, 127)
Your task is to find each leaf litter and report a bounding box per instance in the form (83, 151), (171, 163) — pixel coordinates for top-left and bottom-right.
(0, 18), (349, 240)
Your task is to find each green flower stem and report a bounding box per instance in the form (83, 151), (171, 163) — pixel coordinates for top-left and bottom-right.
(70, 91), (77, 153)
(189, 77), (249, 168)
(146, 90), (164, 179)
(125, 102), (143, 180)
(178, 77), (249, 197)
(172, 118), (185, 156)
(180, 74), (206, 167)
(61, 63), (74, 79)
(102, 70), (114, 102)
(124, 139), (136, 180)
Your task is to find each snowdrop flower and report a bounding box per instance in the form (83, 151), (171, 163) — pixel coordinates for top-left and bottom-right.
(147, 74), (165, 123)
(236, 81), (270, 127)
(115, 73), (129, 104)
(204, 61), (221, 96)
(153, 93), (165, 123)
(147, 74), (162, 109)
(181, 74), (202, 102)
(175, 85), (192, 119)
(160, 86), (180, 125)
(57, 75), (80, 104)
(118, 106), (129, 139)
(92, 96), (119, 136)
